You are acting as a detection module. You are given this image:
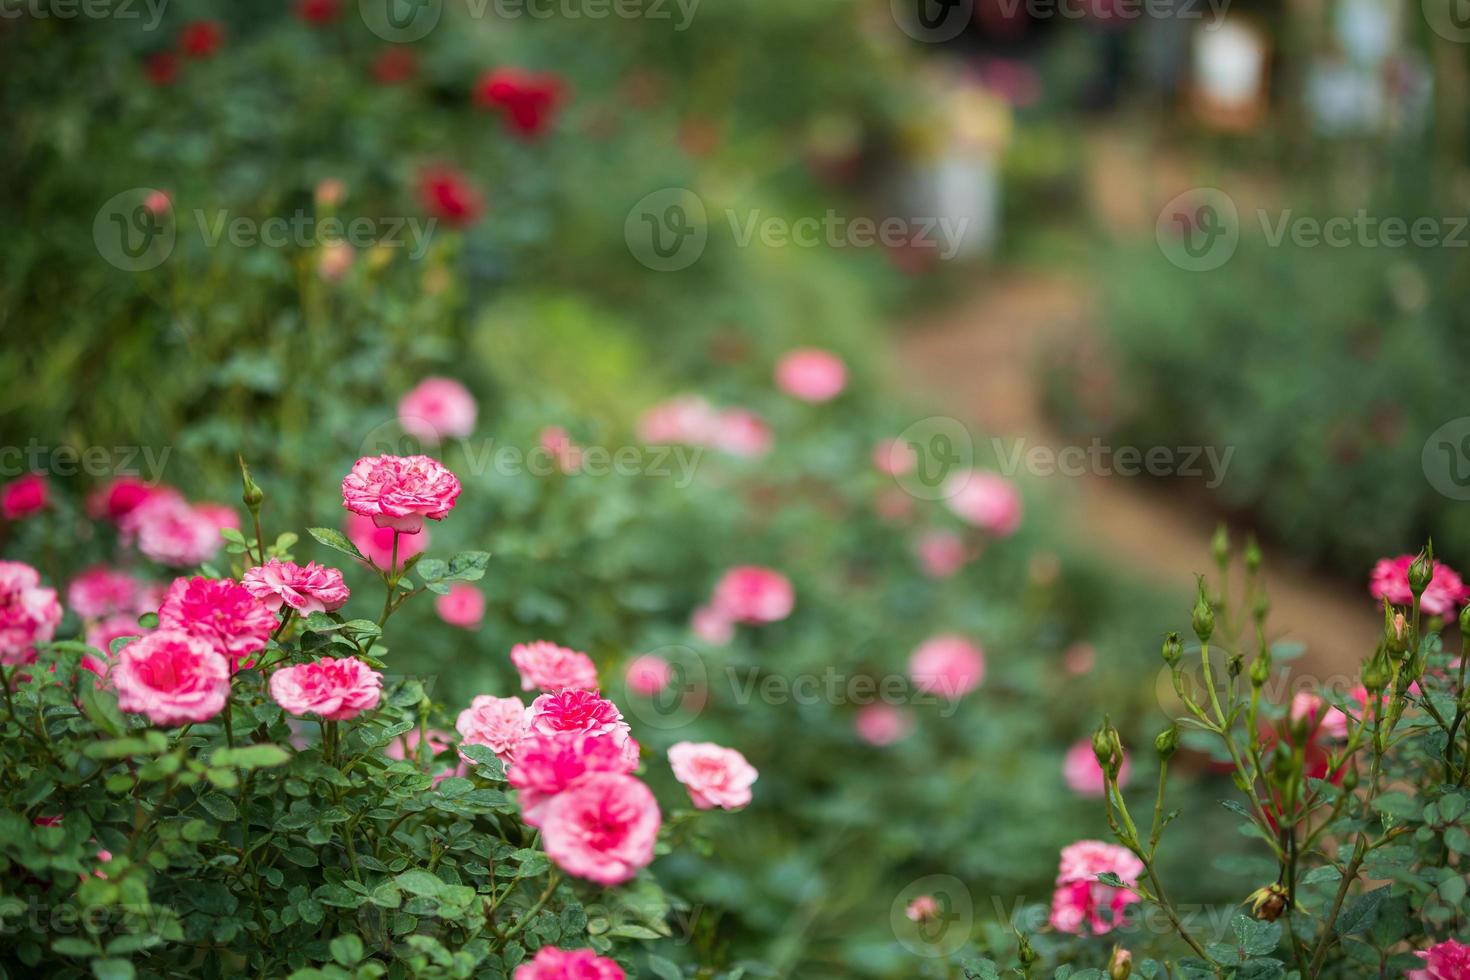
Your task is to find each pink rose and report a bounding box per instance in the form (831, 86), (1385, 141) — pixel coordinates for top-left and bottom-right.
(87, 477), (165, 522)
(242, 559), (350, 616)
(1408, 939), (1470, 980)
(86, 615), (143, 662)
(514, 946), (625, 980)
(908, 634), (985, 700)
(385, 728), (464, 785)
(668, 741), (757, 810)
(540, 773), (661, 886)
(112, 630), (230, 726)
(1064, 738), (1129, 796)
(1, 473), (49, 519)
(873, 439), (917, 477)
(711, 566), (794, 625)
(943, 469), (1022, 536)
(712, 408), (772, 457)
(436, 583), (485, 628)
(1290, 690), (1348, 741)
(527, 690), (630, 741)
(1370, 555), (1469, 618)
(511, 641), (599, 692)
(905, 895), (940, 922)
(774, 348), (847, 402)
(637, 396), (719, 445)
(66, 567), (144, 620)
(342, 454), (462, 534)
(916, 531), (968, 579)
(539, 427), (582, 474)
(158, 576), (275, 670)
(624, 655), (672, 697)
(125, 495), (225, 567)
(456, 694), (529, 762)
(1049, 840), (1144, 936)
(398, 377), (478, 444)
(0, 561), (63, 665)
(344, 511), (430, 568)
(269, 656), (383, 720)
(690, 605), (733, 645)
(854, 703), (913, 746)
(507, 731), (639, 825)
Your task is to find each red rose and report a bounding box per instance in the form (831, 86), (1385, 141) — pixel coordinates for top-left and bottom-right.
(417, 167), (484, 227)
(295, 0), (342, 24)
(179, 20), (225, 58)
(474, 68), (564, 140)
(144, 51), (180, 86)
(372, 47), (417, 85)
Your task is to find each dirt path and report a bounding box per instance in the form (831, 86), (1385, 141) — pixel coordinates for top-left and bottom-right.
(896, 269), (1379, 680)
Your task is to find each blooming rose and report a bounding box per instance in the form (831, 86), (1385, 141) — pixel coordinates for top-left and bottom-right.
(418, 167), (484, 227)
(711, 566), (794, 625)
(88, 477), (164, 522)
(624, 655), (672, 697)
(668, 741), (757, 810)
(179, 19), (224, 57)
(67, 567), (144, 619)
(436, 583), (485, 629)
(774, 348), (847, 402)
(112, 630), (230, 726)
(344, 511), (429, 568)
(944, 469), (1022, 536)
(540, 773), (660, 886)
(514, 946), (625, 980)
(1408, 939), (1470, 980)
(527, 690), (631, 741)
(908, 634), (985, 700)
(270, 656), (382, 720)
(690, 605), (733, 645)
(0, 561), (62, 665)
(158, 576), (275, 669)
(916, 531), (968, 579)
(398, 377), (477, 444)
(1064, 738), (1129, 796)
(342, 454), (462, 533)
(242, 560), (350, 616)
(872, 439), (917, 476)
(511, 641), (599, 692)
(508, 731), (639, 825)
(474, 68), (564, 139)
(126, 495), (225, 567)
(1290, 690), (1351, 741)
(456, 695), (528, 762)
(1, 473), (48, 520)
(1370, 555), (1469, 617)
(854, 703), (913, 746)
(1049, 840), (1144, 936)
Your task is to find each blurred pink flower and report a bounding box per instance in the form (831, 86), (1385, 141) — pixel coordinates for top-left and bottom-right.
(1, 473), (48, 520)
(916, 530), (968, 579)
(86, 615), (142, 663)
(638, 395), (719, 445)
(1370, 555), (1468, 617)
(539, 426), (582, 474)
(691, 604), (734, 645)
(872, 439), (916, 476)
(775, 348), (847, 402)
(435, 583), (485, 629)
(456, 694), (528, 763)
(854, 703), (914, 746)
(540, 773), (660, 886)
(0, 561), (62, 665)
(712, 566), (793, 625)
(909, 634), (985, 700)
(113, 630), (229, 726)
(87, 477), (165, 522)
(125, 495), (224, 567)
(944, 470), (1022, 536)
(398, 378), (477, 444)
(624, 654), (673, 696)
(67, 567), (144, 620)
(270, 656), (383, 721)
(1063, 643), (1096, 676)
(514, 946), (625, 980)
(1063, 738), (1128, 796)
(342, 454), (461, 533)
(668, 741), (757, 810)
(905, 895), (940, 922)
(712, 408), (772, 457)
(1049, 840), (1144, 936)
(344, 511), (429, 568)
(510, 640), (599, 692)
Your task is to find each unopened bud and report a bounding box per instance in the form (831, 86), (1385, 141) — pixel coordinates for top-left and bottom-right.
(1228, 653), (1243, 679)
(1384, 601), (1409, 656)
(1192, 578), (1215, 643)
(1211, 523), (1230, 570)
(239, 456), (264, 512)
(1361, 649), (1391, 693)
(1244, 534), (1262, 573)
(1341, 764), (1359, 792)
(1409, 544), (1434, 597)
(1247, 882), (1288, 922)
(1162, 632), (1183, 667)
(1109, 946), (1133, 980)
(1093, 723), (1113, 770)
(1155, 726), (1178, 760)
(1250, 652), (1270, 688)
(1016, 930), (1038, 967)
(1461, 602), (1470, 635)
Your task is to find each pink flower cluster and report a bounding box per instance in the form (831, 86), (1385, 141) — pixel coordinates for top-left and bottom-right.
(637, 395), (772, 458)
(1369, 554), (1469, 617)
(908, 634), (985, 700)
(270, 656), (383, 720)
(158, 576), (276, 670)
(342, 454), (461, 534)
(242, 559), (350, 616)
(691, 566), (794, 643)
(1048, 840), (1144, 935)
(667, 741), (757, 810)
(511, 641), (600, 692)
(398, 377), (478, 444)
(514, 946), (624, 980)
(0, 561), (63, 665)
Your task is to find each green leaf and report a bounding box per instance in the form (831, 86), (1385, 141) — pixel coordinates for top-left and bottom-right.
(445, 551), (491, 581)
(211, 744), (291, 769)
(91, 960), (136, 980)
(197, 792), (238, 821)
(308, 527), (365, 562)
(1231, 913), (1281, 956)
(1337, 886), (1388, 935)
(395, 869), (444, 896)
(1371, 792), (1417, 819)
(646, 954), (683, 980)
(1448, 826), (1470, 854)
(330, 934), (364, 966)
(52, 937), (97, 957)
(1441, 793), (1467, 823)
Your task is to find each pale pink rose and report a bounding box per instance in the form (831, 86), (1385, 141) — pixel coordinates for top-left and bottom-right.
(344, 511), (429, 568)
(527, 690), (631, 741)
(456, 694), (529, 762)
(539, 426), (582, 474)
(872, 439), (917, 476)
(158, 576), (275, 670)
(87, 477), (167, 522)
(1408, 939), (1470, 980)
(511, 641), (599, 692)
(1063, 643), (1095, 676)
(712, 408), (772, 457)
(916, 531), (968, 579)
(1370, 555), (1469, 617)
(624, 655), (672, 697)
(397, 378), (478, 443)
(944, 469), (1022, 536)
(690, 605), (734, 645)
(1, 473), (49, 519)
(908, 634), (985, 700)
(342, 454), (462, 533)
(0, 561), (63, 665)
(86, 615), (143, 662)
(1064, 738), (1129, 796)
(269, 656), (382, 720)
(711, 566), (794, 625)
(905, 895), (940, 922)
(242, 559), (350, 616)
(507, 731), (639, 825)
(112, 630), (230, 726)
(854, 703), (913, 746)
(540, 772), (661, 886)
(774, 348), (847, 402)
(1049, 840), (1144, 936)
(127, 495), (225, 567)
(435, 583), (485, 628)
(637, 395), (719, 445)
(317, 240), (354, 282)
(385, 728), (464, 785)
(67, 567), (144, 619)
(668, 741), (757, 810)
(514, 946), (625, 980)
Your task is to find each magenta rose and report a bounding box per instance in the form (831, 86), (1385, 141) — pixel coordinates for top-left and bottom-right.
(1048, 840), (1144, 936)
(527, 690), (629, 740)
(456, 694), (528, 763)
(667, 741), (757, 810)
(342, 454), (462, 534)
(397, 377), (478, 444)
(0, 561), (63, 665)
(112, 630), (230, 726)
(510, 641), (599, 692)
(540, 773), (661, 886)
(514, 946), (625, 980)
(269, 656), (382, 720)
(1, 473), (49, 520)
(507, 731), (639, 825)
(1409, 939), (1470, 980)
(242, 559), (350, 616)
(711, 566), (794, 625)
(158, 576), (275, 670)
